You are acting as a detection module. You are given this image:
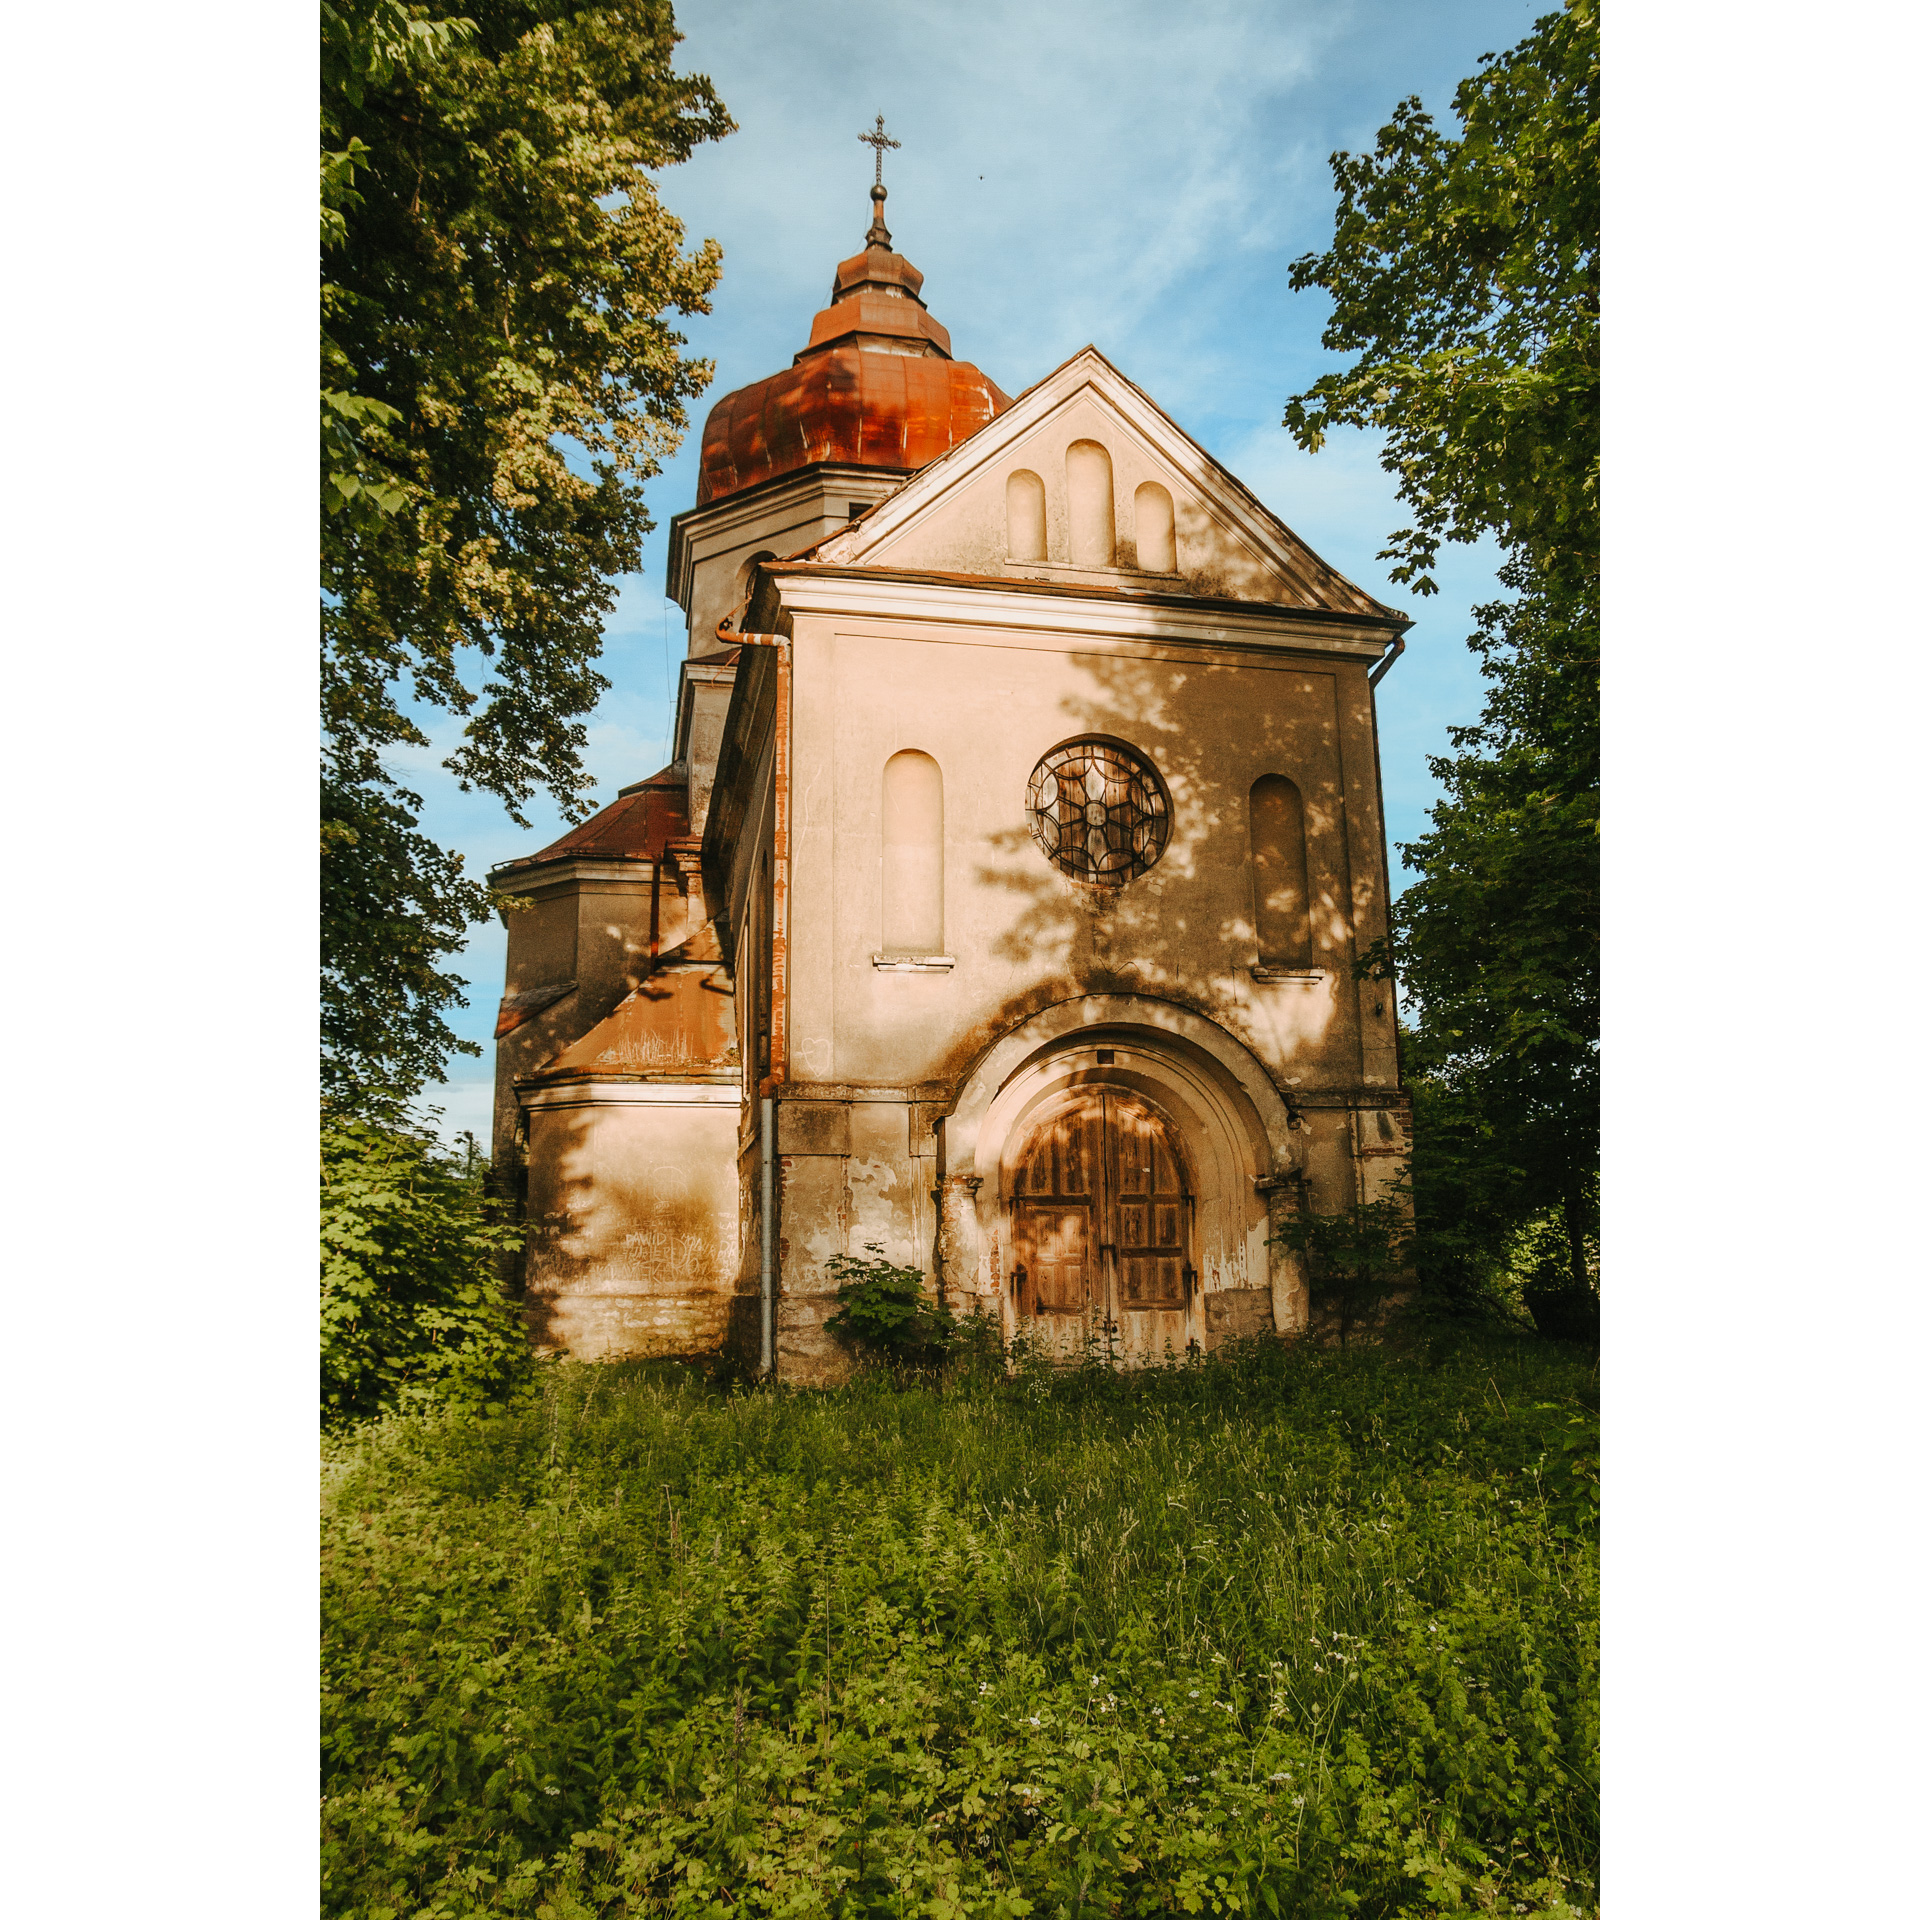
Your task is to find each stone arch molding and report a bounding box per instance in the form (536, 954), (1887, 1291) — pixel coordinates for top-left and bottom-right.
(938, 994), (1308, 1341)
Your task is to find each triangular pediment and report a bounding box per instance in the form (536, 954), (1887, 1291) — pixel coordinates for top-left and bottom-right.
(807, 346), (1402, 622)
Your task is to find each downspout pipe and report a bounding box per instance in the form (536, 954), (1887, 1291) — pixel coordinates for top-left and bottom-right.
(1368, 633), (1406, 687)
(1366, 630), (1409, 1083)
(759, 1095), (776, 1377)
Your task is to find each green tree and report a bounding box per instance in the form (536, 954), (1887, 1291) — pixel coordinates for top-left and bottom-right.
(1286, 0), (1598, 1312)
(320, 1114), (529, 1424)
(321, 0), (731, 1110)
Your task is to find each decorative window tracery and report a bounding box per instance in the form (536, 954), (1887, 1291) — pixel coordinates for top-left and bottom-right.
(1026, 738), (1171, 885)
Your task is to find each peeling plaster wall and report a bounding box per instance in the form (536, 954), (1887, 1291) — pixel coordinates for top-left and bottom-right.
(491, 871), (669, 1200)
(768, 1094), (939, 1387)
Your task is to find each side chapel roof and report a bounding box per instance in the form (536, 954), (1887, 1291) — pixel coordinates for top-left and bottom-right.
(492, 762), (688, 877)
(517, 920), (734, 1085)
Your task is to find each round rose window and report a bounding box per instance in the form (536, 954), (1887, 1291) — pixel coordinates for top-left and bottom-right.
(1026, 738), (1171, 884)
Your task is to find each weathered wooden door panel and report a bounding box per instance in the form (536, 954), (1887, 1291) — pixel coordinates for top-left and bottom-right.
(1016, 1203), (1091, 1313)
(1123, 1307), (1192, 1365)
(1009, 1091), (1192, 1365)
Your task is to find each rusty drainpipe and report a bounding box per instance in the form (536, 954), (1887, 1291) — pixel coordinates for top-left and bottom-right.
(759, 1095), (775, 1376)
(1367, 631), (1409, 1083)
(759, 631), (792, 1380)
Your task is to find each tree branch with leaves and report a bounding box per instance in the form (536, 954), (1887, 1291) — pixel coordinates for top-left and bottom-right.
(320, 0), (732, 1110)
(1288, 0), (1598, 1318)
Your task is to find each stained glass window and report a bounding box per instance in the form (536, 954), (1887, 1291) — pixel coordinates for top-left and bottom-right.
(1026, 738), (1171, 884)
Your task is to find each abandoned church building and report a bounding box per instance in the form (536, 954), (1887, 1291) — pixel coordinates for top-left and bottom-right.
(489, 165), (1414, 1383)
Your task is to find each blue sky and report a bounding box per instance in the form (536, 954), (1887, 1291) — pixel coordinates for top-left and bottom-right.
(402, 0), (1551, 1142)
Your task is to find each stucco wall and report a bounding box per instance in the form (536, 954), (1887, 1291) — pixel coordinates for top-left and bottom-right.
(780, 610), (1394, 1096)
(521, 1095), (747, 1358)
(731, 595), (1407, 1381)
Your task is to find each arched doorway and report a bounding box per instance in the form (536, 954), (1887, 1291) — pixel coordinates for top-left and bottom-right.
(1008, 1089), (1194, 1360)
(936, 997), (1309, 1353)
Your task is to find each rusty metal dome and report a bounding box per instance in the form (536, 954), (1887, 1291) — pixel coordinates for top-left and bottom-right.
(695, 186), (1011, 507)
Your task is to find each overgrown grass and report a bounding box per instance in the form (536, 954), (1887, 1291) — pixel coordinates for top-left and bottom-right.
(322, 1336), (1597, 1917)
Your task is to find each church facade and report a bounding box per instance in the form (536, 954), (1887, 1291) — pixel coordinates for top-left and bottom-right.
(489, 177), (1414, 1382)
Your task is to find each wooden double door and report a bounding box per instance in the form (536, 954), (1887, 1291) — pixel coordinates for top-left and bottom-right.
(1009, 1092), (1193, 1358)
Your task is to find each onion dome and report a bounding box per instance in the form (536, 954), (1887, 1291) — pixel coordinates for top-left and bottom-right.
(695, 183), (1012, 507)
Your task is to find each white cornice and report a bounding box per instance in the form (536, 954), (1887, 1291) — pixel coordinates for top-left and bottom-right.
(518, 1079), (742, 1112)
(764, 568), (1401, 663)
(488, 858), (656, 894)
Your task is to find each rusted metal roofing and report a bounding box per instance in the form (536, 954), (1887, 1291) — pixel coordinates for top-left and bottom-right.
(518, 922), (735, 1084)
(695, 233), (1010, 507)
(698, 350), (1008, 505)
(493, 763), (688, 875)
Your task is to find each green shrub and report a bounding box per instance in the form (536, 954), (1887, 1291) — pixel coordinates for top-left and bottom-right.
(322, 1336), (1597, 1916)
(320, 1113), (529, 1427)
(1271, 1193), (1414, 1341)
(823, 1242), (958, 1359)
(1504, 1212), (1600, 1344)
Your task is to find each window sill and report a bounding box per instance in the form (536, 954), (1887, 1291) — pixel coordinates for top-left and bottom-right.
(1250, 966), (1325, 985)
(872, 953), (956, 973)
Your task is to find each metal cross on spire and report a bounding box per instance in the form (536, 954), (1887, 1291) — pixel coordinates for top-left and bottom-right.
(857, 113), (900, 188)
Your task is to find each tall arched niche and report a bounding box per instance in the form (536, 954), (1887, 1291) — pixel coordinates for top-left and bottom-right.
(734, 548), (777, 621)
(1005, 468), (1046, 563)
(1134, 481), (1176, 572)
(881, 749), (944, 954)
(1066, 440), (1115, 567)
(1250, 774), (1311, 967)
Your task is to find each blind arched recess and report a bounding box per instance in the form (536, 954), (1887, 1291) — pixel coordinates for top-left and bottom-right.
(882, 750), (944, 954)
(1250, 774), (1311, 967)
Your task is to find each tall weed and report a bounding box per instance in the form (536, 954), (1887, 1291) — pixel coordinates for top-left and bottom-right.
(323, 1336), (1597, 1916)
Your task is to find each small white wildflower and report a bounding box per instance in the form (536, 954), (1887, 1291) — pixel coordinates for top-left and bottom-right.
(1182, 1774), (1200, 1784)
(543, 1787), (559, 1796)
(1290, 1794), (1306, 1808)
(1028, 1716), (1044, 1728)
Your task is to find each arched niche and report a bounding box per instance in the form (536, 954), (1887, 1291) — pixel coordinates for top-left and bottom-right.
(1250, 774), (1311, 968)
(1134, 481), (1177, 572)
(1066, 439), (1115, 567)
(1006, 468), (1047, 563)
(735, 547), (777, 614)
(881, 749), (944, 954)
